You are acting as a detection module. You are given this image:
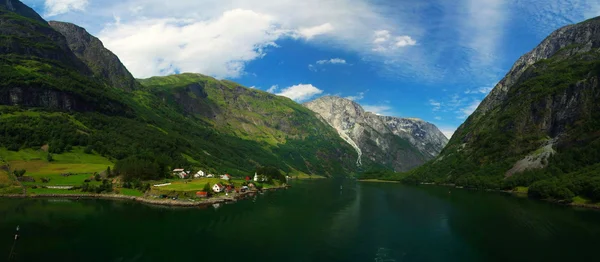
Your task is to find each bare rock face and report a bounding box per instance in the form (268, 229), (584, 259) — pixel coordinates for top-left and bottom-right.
(304, 96), (448, 172)
(49, 21), (139, 91)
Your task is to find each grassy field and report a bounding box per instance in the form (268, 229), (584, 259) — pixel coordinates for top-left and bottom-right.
(157, 178), (244, 192)
(0, 169), (22, 194)
(27, 187), (87, 195)
(572, 196), (592, 204)
(153, 177), (284, 193)
(119, 188), (144, 196)
(514, 186), (529, 194)
(0, 168), (12, 185)
(0, 147), (113, 187)
(22, 174), (98, 186)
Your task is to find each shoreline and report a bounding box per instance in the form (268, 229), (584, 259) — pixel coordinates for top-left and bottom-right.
(357, 179), (400, 183)
(0, 185), (290, 207)
(413, 182), (600, 210)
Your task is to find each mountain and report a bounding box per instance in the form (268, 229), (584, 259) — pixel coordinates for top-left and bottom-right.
(0, 0), (45, 23)
(404, 17), (600, 202)
(0, 1), (358, 181)
(137, 74), (358, 177)
(49, 21), (140, 91)
(304, 96), (448, 172)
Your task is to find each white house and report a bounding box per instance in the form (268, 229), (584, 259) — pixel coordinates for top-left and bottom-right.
(173, 169), (187, 179)
(207, 174), (214, 178)
(194, 170), (205, 178)
(212, 183), (225, 193)
(220, 174), (231, 181)
(253, 172), (266, 182)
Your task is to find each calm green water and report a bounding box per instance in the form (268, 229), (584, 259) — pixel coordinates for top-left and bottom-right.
(2, 180), (600, 261)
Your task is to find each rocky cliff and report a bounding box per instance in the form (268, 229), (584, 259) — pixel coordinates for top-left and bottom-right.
(304, 96), (448, 172)
(49, 21), (140, 91)
(0, 2), (90, 75)
(405, 16), (600, 194)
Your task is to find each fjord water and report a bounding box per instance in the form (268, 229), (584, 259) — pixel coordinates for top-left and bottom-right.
(2, 181), (600, 262)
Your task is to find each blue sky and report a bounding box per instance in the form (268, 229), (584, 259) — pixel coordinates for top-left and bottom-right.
(23, 0), (600, 138)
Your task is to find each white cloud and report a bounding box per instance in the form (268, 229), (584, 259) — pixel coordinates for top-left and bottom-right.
(249, 86), (257, 89)
(374, 30), (391, 40)
(457, 100), (481, 119)
(309, 58), (349, 72)
(40, 0), (598, 88)
(129, 5), (143, 14)
(465, 86), (493, 94)
(434, 116), (442, 120)
(371, 30), (416, 52)
(70, 0), (406, 79)
(316, 58), (347, 65)
(363, 104), (395, 116)
(429, 99), (441, 112)
(99, 9), (285, 78)
(44, 0), (89, 17)
(345, 91), (365, 101)
(297, 23), (334, 39)
(267, 85), (279, 93)
(394, 35), (416, 47)
(373, 37), (387, 43)
(276, 84), (323, 102)
(460, 0), (507, 76)
(430, 94), (482, 119)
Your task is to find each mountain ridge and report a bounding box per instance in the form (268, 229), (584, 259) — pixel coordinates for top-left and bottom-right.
(403, 16), (600, 202)
(304, 96), (448, 172)
(49, 21), (140, 91)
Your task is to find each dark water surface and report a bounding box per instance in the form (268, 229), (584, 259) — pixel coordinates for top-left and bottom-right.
(2, 180), (600, 261)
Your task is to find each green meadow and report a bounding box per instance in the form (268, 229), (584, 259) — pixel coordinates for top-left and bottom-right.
(0, 147), (113, 187)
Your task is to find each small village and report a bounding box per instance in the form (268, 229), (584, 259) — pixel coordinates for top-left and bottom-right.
(148, 168), (289, 202)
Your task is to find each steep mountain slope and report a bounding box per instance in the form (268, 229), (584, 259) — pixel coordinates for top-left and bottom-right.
(304, 96), (448, 172)
(138, 74), (358, 176)
(49, 21), (140, 91)
(405, 17), (600, 201)
(0, 1), (125, 113)
(0, 1), (358, 180)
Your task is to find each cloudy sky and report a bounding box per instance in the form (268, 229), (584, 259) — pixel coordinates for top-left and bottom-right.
(23, 0), (600, 138)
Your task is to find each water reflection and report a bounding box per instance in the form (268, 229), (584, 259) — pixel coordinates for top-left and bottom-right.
(1, 181), (600, 262)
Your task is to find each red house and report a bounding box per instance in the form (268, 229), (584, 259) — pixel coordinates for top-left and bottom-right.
(245, 176), (251, 181)
(196, 191), (208, 198)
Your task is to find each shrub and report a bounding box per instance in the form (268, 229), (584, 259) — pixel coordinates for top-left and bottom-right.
(12, 169), (26, 177)
(528, 179), (575, 202)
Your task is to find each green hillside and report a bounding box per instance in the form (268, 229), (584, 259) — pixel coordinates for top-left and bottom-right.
(0, 0), (358, 193)
(398, 19), (600, 203)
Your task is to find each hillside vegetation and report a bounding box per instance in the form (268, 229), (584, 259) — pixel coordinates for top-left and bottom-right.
(397, 18), (600, 204)
(0, 0), (358, 193)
